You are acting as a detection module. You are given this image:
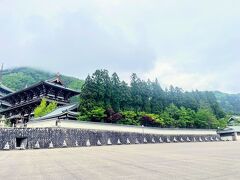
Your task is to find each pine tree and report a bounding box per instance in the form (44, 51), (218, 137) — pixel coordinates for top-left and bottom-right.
(140, 80), (151, 112)
(130, 73), (142, 112)
(79, 75), (96, 112)
(150, 79), (165, 114)
(119, 81), (131, 111)
(110, 73), (121, 112)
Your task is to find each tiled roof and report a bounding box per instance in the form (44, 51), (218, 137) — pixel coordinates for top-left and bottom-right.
(0, 100), (11, 107)
(218, 126), (240, 133)
(44, 81), (80, 94)
(0, 78), (80, 100)
(33, 104), (79, 121)
(0, 83), (14, 94)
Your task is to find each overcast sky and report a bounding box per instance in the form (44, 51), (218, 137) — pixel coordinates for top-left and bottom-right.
(0, 0), (240, 93)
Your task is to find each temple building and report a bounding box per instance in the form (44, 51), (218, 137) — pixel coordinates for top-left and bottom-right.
(217, 116), (240, 141)
(0, 74), (80, 125)
(0, 83), (14, 110)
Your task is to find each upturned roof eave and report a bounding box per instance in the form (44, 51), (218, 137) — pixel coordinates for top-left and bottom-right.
(0, 80), (80, 100)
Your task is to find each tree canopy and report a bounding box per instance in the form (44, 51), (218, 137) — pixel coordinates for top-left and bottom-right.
(34, 99), (57, 118)
(79, 69), (227, 129)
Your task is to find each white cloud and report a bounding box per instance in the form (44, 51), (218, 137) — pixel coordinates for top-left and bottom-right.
(144, 58), (217, 91)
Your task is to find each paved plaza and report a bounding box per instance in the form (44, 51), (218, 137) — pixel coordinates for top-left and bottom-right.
(0, 142), (240, 180)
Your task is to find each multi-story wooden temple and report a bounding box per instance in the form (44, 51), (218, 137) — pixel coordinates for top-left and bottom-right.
(0, 75), (80, 125)
(0, 83), (14, 110)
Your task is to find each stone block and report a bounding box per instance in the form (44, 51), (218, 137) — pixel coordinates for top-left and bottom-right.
(3, 142), (9, 150)
(63, 140), (67, 148)
(86, 139), (91, 147)
(49, 142), (54, 149)
(126, 138), (131, 144)
(173, 137), (178, 143)
(34, 141), (40, 149)
(159, 137), (163, 143)
(107, 138), (112, 145)
(167, 137), (171, 143)
(117, 139), (121, 145)
(97, 140), (101, 146)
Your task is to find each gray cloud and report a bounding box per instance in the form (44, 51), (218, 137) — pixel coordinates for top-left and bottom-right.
(0, 7), (156, 77)
(0, 0), (240, 93)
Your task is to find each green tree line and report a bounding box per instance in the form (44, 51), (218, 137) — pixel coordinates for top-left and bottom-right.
(79, 69), (227, 129)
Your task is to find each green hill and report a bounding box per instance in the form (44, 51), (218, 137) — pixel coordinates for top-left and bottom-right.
(1, 67), (84, 91)
(214, 91), (240, 114)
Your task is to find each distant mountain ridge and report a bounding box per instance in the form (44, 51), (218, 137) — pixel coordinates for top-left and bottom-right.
(1, 67), (84, 92)
(214, 91), (240, 114)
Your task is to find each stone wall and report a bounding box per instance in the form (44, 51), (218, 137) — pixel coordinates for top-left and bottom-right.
(28, 119), (217, 135)
(0, 128), (221, 150)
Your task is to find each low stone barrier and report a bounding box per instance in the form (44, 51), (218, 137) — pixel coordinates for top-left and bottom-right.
(0, 128), (221, 150)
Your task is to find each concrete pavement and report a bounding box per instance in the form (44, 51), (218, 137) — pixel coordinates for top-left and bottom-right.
(0, 142), (240, 180)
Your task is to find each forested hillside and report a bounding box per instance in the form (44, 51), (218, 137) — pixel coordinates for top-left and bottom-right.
(1, 67), (237, 129)
(1, 67), (84, 91)
(79, 69), (227, 129)
(214, 91), (240, 114)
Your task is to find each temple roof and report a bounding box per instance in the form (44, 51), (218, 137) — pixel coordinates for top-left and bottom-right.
(44, 80), (79, 93)
(218, 126), (240, 134)
(0, 77), (80, 100)
(0, 83), (14, 96)
(33, 104), (79, 121)
(0, 100), (11, 107)
(46, 73), (64, 86)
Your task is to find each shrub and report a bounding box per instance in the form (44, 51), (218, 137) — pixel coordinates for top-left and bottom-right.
(34, 99), (57, 118)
